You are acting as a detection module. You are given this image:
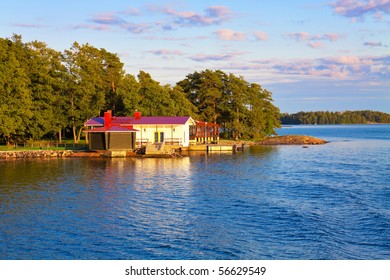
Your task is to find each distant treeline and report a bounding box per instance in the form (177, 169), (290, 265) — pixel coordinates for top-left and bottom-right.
(0, 35), (280, 144)
(280, 110), (390, 125)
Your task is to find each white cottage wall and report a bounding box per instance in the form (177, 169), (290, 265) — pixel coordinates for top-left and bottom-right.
(133, 124), (190, 147)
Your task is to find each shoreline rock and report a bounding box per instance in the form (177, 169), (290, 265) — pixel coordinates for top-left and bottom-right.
(0, 135), (327, 159)
(256, 135), (328, 145)
(218, 135), (328, 146)
(0, 150), (76, 159)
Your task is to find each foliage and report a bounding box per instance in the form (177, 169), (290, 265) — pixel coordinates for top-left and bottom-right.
(26, 40), (67, 141)
(280, 111), (390, 125)
(0, 35), (33, 145)
(178, 70), (281, 139)
(63, 42), (124, 142)
(0, 35), (281, 143)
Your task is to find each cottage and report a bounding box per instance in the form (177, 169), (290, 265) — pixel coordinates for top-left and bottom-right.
(85, 110), (138, 151)
(85, 111), (219, 151)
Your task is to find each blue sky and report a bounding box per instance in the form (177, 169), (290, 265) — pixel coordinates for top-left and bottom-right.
(1, 0), (389, 113)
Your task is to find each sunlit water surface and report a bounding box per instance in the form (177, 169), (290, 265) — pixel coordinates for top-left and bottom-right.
(1, 125), (389, 259)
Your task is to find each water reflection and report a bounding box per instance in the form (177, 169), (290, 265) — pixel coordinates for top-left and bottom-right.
(1, 131), (389, 260)
(0, 148), (280, 259)
(132, 157), (192, 191)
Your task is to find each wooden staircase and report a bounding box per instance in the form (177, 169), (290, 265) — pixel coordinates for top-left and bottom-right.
(145, 142), (174, 155)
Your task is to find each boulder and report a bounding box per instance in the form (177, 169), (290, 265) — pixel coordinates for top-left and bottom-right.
(257, 135), (327, 145)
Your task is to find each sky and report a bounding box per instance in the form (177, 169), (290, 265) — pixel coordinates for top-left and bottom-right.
(1, 0), (389, 113)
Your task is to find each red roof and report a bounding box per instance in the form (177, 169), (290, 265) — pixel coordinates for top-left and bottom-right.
(131, 116), (192, 125)
(85, 117), (104, 126)
(84, 116), (193, 127)
(85, 125), (138, 133)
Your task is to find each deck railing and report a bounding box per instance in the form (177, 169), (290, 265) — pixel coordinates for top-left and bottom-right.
(164, 138), (183, 145)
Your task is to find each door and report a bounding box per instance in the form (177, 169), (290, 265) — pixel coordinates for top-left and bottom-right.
(154, 132), (164, 143)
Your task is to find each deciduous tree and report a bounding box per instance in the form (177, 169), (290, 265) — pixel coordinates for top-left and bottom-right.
(63, 42), (124, 142)
(0, 35), (32, 145)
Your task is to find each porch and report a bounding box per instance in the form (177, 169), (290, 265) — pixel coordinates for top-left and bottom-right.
(190, 121), (220, 144)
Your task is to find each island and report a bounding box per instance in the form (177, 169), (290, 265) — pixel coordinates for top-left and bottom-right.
(256, 135), (328, 145)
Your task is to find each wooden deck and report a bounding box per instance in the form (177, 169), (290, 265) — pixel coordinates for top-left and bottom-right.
(187, 144), (244, 152)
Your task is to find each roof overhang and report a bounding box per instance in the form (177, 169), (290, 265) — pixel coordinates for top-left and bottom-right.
(85, 126), (139, 133)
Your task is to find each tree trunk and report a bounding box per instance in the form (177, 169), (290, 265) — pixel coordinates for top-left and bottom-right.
(77, 127), (83, 143)
(235, 108), (239, 141)
(58, 129), (62, 144)
(72, 123), (77, 143)
(5, 136), (11, 147)
(213, 103), (217, 124)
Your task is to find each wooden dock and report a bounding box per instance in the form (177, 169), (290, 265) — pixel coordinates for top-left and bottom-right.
(187, 144), (244, 152)
(99, 143), (245, 157)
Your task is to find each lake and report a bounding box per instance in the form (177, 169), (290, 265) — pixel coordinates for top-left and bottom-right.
(0, 125), (389, 259)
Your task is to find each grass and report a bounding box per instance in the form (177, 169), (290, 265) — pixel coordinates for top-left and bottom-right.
(0, 146), (67, 151)
(0, 139), (87, 151)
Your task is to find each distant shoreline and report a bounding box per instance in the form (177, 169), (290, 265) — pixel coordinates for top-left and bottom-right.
(281, 123), (390, 126)
(280, 110), (390, 125)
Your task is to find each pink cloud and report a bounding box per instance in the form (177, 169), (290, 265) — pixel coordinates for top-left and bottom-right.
(324, 33), (342, 41)
(267, 55), (389, 79)
(308, 42), (324, 48)
(84, 10), (151, 33)
(207, 6), (231, 18)
(190, 54), (234, 62)
(79, 5), (233, 34)
(121, 8), (141, 16)
(190, 51), (244, 62)
(364, 41), (384, 47)
(253, 31), (268, 41)
(71, 24), (111, 32)
(332, 56), (361, 65)
(162, 5), (232, 27)
(147, 49), (185, 56)
(287, 32), (343, 42)
(92, 13), (125, 25)
(121, 23), (151, 33)
(140, 35), (209, 41)
(287, 32), (311, 41)
(214, 29), (246, 41)
(330, 0), (390, 20)
(12, 23), (47, 28)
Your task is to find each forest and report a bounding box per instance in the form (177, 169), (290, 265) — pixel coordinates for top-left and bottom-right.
(0, 35), (281, 145)
(281, 111), (390, 125)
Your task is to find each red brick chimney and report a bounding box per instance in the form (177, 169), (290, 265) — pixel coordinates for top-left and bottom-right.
(134, 111), (141, 120)
(104, 110), (112, 127)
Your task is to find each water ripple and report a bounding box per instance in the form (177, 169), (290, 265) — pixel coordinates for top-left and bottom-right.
(1, 125), (390, 259)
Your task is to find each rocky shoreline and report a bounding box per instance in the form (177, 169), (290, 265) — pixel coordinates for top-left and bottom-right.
(0, 135), (327, 159)
(0, 150), (112, 159)
(256, 135), (328, 145)
(219, 135), (328, 146)
(0, 150), (75, 159)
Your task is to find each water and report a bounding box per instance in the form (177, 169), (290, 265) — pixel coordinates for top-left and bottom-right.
(1, 125), (389, 260)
